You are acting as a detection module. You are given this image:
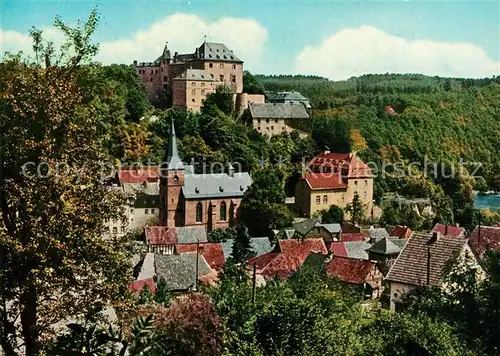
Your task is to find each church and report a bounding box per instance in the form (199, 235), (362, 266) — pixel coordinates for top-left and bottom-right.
(158, 119), (252, 230)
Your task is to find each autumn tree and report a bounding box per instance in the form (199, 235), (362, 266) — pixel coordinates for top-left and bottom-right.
(0, 10), (132, 354)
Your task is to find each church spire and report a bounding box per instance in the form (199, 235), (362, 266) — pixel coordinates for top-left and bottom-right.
(165, 119), (184, 170)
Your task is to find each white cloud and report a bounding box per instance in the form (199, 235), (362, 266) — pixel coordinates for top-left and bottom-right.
(0, 13), (268, 71)
(296, 26), (500, 80)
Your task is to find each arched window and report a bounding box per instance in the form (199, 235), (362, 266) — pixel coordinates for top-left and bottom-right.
(196, 202), (202, 223)
(220, 201), (227, 221)
(173, 175), (179, 184)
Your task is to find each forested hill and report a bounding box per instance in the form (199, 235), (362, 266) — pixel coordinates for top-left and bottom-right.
(257, 73), (500, 187)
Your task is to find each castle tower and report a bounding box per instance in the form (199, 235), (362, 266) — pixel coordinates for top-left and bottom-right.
(159, 119), (185, 226)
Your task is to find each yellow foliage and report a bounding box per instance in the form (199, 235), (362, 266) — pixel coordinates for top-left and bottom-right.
(349, 129), (368, 153)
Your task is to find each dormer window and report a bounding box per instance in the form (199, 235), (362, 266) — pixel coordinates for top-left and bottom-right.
(195, 187), (199, 193)
(219, 186), (224, 192)
(173, 175), (179, 184)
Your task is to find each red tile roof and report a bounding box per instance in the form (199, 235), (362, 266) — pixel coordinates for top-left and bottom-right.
(249, 239), (328, 280)
(469, 226), (500, 260)
(175, 243), (225, 269)
(129, 278), (156, 294)
(329, 242), (348, 256)
(278, 238), (328, 258)
(303, 173), (347, 190)
(145, 226), (177, 245)
(307, 152), (372, 178)
(119, 166), (159, 184)
(431, 223), (465, 238)
(341, 233), (366, 242)
(391, 225), (413, 239)
(326, 257), (376, 285)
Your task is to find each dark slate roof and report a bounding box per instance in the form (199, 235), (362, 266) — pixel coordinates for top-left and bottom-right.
(366, 237), (401, 255)
(293, 219), (319, 236)
(344, 241), (372, 260)
(386, 232), (466, 286)
(390, 238), (408, 250)
(163, 119), (184, 171)
(317, 223), (342, 234)
(221, 237), (273, 260)
(173, 69), (215, 81)
(248, 103), (309, 119)
(367, 228), (391, 241)
(176, 226), (208, 244)
(173, 53), (196, 63)
(154, 253), (212, 291)
(196, 42), (242, 63)
(182, 172), (252, 199)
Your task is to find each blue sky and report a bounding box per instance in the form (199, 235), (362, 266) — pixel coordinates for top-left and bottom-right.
(1, 0), (499, 79)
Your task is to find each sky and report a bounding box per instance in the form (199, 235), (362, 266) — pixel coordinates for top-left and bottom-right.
(1, 0), (499, 80)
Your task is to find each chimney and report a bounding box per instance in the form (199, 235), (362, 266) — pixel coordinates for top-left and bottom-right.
(429, 231), (440, 244)
(228, 165), (235, 177)
(444, 224), (448, 236)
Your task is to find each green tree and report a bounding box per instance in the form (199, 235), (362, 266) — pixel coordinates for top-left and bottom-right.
(321, 205), (344, 223)
(243, 71), (265, 94)
(231, 225), (253, 263)
(0, 11), (132, 354)
(239, 167), (293, 236)
(311, 116), (352, 153)
(201, 84), (234, 116)
(345, 192), (365, 224)
(154, 277), (171, 306)
(208, 227), (237, 243)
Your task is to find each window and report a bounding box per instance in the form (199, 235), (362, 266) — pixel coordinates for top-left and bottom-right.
(354, 180), (358, 186)
(266, 119), (269, 123)
(163, 84), (168, 89)
(266, 127), (270, 131)
(316, 196), (321, 204)
(201, 89), (205, 95)
(220, 201), (227, 221)
(258, 127), (261, 130)
(145, 209), (149, 214)
(130, 209), (134, 214)
(323, 195), (328, 204)
(192, 89), (196, 95)
(219, 74), (224, 81)
(112, 227), (118, 234)
(271, 126), (274, 130)
(209, 63), (213, 68)
(282, 126), (286, 131)
(196, 202), (203, 222)
(231, 75), (236, 83)
(155, 69), (158, 74)
(201, 82), (205, 87)
(220, 63), (224, 69)
(257, 119), (261, 123)
(151, 70), (153, 74)
(163, 76), (168, 81)
(150, 78), (153, 82)
(192, 82), (196, 86)
(151, 208), (156, 214)
(192, 98), (195, 102)
(121, 226), (126, 233)
(275, 118), (278, 123)
(364, 191), (368, 199)
(365, 179), (368, 186)
(233, 64), (236, 69)
(173, 175), (179, 184)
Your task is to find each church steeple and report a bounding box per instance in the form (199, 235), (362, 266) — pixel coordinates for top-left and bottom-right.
(165, 119), (184, 170)
(162, 41), (171, 60)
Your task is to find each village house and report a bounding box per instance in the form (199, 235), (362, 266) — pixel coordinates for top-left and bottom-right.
(266, 91), (311, 109)
(248, 238), (328, 284)
(469, 225), (500, 260)
(274, 218), (341, 243)
(326, 256), (384, 299)
(385, 231), (479, 312)
(247, 102), (310, 136)
(295, 152), (373, 217)
(431, 223), (465, 238)
(133, 41), (244, 109)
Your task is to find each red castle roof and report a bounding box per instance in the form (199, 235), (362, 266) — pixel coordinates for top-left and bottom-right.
(119, 166), (159, 184)
(303, 172), (347, 190)
(469, 226), (500, 259)
(129, 278), (156, 294)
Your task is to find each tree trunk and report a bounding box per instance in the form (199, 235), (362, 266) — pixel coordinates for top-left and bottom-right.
(20, 286), (38, 356)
